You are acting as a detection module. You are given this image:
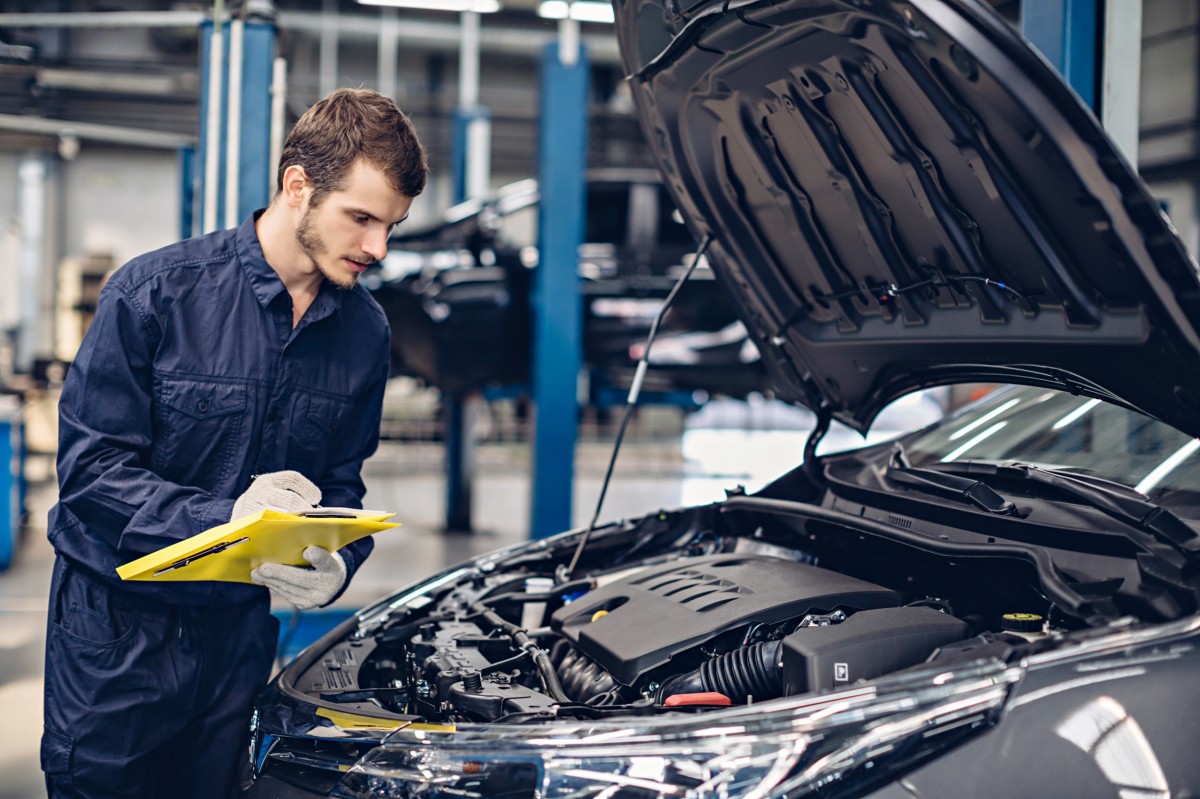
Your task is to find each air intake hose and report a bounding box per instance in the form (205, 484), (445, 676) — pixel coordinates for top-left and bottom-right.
(556, 647), (619, 702)
(659, 639), (783, 703)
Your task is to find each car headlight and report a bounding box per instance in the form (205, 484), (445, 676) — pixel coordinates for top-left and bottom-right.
(331, 660), (1016, 799)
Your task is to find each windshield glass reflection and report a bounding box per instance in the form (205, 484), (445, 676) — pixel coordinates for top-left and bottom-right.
(906, 386), (1200, 516)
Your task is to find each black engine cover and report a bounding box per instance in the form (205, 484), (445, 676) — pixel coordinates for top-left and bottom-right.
(551, 554), (900, 686)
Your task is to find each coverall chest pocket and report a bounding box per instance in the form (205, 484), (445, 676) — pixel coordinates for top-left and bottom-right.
(153, 377), (248, 490)
(288, 391), (349, 476)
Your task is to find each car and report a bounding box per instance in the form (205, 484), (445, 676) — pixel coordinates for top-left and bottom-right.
(240, 1), (1200, 797)
(367, 169), (766, 401)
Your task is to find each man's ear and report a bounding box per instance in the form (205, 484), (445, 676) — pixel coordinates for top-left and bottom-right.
(280, 165), (310, 208)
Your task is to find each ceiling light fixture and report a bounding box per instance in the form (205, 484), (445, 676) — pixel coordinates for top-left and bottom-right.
(537, 0), (615, 24)
(357, 0), (502, 12)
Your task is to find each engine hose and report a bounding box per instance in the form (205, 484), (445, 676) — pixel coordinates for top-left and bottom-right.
(470, 603), (572, 704)
(556, 648), (618, 702)
(660, 639), (783, 703)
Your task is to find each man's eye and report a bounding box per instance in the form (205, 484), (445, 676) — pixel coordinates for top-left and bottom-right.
(354, 215), (369, 224)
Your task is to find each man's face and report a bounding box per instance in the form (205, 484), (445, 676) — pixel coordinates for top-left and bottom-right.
(295, 160), (414, 289)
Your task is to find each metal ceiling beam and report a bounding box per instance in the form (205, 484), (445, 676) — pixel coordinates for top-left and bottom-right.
(0, 113), (194, 149)
(35, 67), (199, 96)
(278, 10), (621, 63)
(0, 9), (621, 63)
(0, 11), (207, 28)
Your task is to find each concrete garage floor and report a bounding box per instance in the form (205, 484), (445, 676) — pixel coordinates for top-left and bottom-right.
(0, 428), (783, 799)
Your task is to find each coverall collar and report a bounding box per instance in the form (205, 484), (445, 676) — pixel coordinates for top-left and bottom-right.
(235, 211), (345, 324)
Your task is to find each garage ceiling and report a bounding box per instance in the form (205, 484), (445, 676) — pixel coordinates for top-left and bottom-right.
(0, 1), (647, 175)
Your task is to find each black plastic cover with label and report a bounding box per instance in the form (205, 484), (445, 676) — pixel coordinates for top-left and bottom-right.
(782, 606), (969, 694)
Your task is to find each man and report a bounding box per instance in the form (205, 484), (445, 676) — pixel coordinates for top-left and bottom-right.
(41, 88), (427, 798)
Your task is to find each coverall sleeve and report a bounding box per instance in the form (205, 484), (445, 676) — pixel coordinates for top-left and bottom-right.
(314, 333), (391, 595)
(56, 281), (237, 557)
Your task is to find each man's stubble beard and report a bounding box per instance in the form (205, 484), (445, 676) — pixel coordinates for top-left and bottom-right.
(296, 204), (357, 290)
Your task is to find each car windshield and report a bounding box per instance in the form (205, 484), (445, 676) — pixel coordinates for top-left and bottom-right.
(904, 385), (1200, 516)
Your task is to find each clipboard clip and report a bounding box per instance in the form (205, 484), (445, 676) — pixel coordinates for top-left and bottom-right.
(298, 509), (357, 518)
(153, 536), (251, 576)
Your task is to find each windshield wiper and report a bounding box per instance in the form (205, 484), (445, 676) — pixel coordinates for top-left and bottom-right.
(885, 445), (1020, 516)
(930, 460), (1200, 557)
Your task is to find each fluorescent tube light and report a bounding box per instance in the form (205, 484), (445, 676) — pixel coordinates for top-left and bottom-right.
(357, 0), (501, 12)
(538, 0), (615, 23)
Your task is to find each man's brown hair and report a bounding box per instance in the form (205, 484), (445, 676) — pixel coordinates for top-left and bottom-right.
(277, 88), (428, 204)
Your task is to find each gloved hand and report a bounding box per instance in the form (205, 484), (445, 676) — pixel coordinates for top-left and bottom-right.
(231, 471), (321, 520)
(250, 546), (347, 610)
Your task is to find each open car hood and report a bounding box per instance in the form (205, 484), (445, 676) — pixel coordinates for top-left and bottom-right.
(614, 0), (1200, 436)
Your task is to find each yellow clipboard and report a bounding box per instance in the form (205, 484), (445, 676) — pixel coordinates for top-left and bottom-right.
(115, 508), (400, 584)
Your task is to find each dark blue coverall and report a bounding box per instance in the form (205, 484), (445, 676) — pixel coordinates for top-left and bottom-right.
(42, 212), (390, 798)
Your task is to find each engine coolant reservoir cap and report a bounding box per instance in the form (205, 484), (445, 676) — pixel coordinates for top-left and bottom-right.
(1001, 612), (1044, 633)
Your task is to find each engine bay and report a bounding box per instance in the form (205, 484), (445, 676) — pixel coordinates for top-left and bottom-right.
(280, 496), (1117, 726)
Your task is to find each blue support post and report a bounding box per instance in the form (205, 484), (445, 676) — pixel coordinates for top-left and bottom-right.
(450, 107), (492, 206)
(16, 416), (25, 536)
(196, 19), (223, 233)
(196, 18), (276, 233)
(0, 400), (19, 572)
(444, 105), (491, 534)
(178, 146), (195, 240)
(1021, 0), (1098, 109)
(443, 393), (475, 533)
(531, 41), (589, 539)
(235, 22), (277, 221)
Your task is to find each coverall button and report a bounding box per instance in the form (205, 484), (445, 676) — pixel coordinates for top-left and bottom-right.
(196, 400), (209, 413)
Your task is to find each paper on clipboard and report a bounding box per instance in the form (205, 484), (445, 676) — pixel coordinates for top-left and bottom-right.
(115, 508), (400, 584)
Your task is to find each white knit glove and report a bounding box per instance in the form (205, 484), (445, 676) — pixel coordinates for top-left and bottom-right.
(250, 546), (347, 610)
(231, 471), (322, 521)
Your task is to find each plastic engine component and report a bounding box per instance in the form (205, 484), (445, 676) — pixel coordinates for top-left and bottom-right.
(781, 606), (969, 694)
(551, 554), (901, 686)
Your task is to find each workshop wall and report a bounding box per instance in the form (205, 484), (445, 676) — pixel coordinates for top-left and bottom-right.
(1140, 0), (1198, 169)
(61, 149), (179, 276)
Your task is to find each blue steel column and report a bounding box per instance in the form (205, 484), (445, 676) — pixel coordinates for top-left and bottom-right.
(195, 18), (276, 233)
(178, 146), (195, 239)
(0, 402), (16, 571)
(531, 41), (588, 539)
(444, 106), (490, 533)
(451, 107), (492, 205)
(235, 22), (277, 220)
(443, 8), (491, 534)
(197, 19), (221, 233)
(1021, 0), (1098, 109)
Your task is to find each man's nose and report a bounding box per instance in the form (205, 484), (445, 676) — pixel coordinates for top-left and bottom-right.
(362, 226), (389, 261)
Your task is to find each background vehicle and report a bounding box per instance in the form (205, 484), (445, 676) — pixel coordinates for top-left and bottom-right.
(367, 170), (766, 400)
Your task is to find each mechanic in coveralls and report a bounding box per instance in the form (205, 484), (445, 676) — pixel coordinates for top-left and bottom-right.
(40, 88), (428, 798)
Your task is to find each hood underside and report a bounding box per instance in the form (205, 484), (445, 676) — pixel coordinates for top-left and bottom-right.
(615, 0), (1200, 436)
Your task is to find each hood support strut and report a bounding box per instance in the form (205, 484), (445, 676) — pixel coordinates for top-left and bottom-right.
(803, 403), (832, 488)
(563, 234), (714, 581)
